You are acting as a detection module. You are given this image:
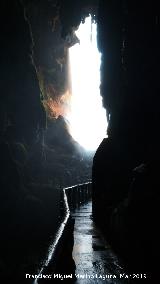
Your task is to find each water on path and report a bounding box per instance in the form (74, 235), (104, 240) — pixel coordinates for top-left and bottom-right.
(72, 201), (129, 284)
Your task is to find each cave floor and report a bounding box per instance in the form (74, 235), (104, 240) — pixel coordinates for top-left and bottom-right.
(71, 201), (129, 284)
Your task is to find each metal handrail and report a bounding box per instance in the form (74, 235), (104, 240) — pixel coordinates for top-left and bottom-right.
(34, 181), (92, 283)
(64, 181), (92, 210)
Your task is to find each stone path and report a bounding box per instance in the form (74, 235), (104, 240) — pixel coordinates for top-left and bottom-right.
(71, 201), (129, 284)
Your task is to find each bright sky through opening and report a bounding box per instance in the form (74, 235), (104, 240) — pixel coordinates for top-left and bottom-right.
(68, 15), (107, 151)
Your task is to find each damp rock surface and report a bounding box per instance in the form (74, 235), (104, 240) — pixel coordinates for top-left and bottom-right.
(72, 201), (129, 284)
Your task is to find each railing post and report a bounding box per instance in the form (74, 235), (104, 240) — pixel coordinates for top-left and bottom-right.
(63, 182), (92, 212)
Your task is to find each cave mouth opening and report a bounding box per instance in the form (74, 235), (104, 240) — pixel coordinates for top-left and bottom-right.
(66, 15), (107, 152)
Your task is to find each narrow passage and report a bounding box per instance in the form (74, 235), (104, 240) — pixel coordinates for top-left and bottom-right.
(72, 201), (129, 284)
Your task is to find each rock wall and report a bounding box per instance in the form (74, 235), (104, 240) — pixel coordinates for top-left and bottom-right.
(0, 0), (45, 144)
(0, 1), (93, 280)
(92, 0), (160, 279)
(0, 0), (47, 279)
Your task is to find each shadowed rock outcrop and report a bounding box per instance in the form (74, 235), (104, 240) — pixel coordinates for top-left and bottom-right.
(92, 0), (160, 281)
(0, 1), (93, 280)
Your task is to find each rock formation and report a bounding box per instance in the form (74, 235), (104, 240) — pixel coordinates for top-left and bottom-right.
(92, 1), (160, 281)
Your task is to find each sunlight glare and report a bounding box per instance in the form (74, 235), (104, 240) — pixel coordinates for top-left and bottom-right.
(67, 15), (107, 151)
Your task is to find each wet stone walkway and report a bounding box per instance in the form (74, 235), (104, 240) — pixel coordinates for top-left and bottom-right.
(71, 201), (129, 284)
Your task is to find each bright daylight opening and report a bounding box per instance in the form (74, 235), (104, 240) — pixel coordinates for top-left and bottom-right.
(67, 15), (107, 151)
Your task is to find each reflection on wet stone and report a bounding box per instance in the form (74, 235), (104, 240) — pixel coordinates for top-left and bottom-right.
(72, 201), (129, 284)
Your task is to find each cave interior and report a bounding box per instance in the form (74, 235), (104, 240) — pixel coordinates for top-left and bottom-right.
(0, 0), (160, 282)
